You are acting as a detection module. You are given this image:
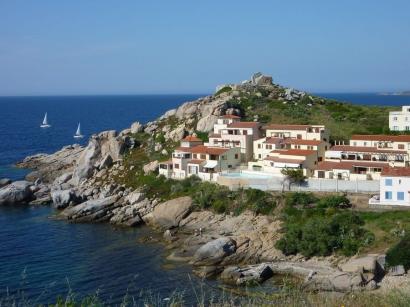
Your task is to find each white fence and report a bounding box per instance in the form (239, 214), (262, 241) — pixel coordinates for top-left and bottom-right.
(217, 176), (379, 193)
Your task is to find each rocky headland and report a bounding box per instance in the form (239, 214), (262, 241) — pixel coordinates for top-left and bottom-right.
(1, 73), (408, 294)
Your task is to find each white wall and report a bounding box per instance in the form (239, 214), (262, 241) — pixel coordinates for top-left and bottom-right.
(380, 176), (410, 205)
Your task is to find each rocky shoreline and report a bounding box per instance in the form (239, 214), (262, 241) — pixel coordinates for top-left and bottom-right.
(2, 75), (409, 294)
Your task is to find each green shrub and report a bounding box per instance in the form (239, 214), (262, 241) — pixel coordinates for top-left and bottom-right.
(212, 199), (227, 214)
(245, 188), (275, 215)
(285, 192), (317, 208)
(317, 195), (351, 209)
(215, 86), (232, 96)
(276, 211), (372, 257)
(386, 233), (410, 270)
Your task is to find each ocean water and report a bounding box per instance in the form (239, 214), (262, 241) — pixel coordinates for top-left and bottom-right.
(316, 92), (410, 106)
(1, 93), (409, 304)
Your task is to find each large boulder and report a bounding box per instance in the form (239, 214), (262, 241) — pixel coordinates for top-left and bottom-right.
(192, 237), (237, 266)
(221, 264), (274, 286)
(71, 130), (126, 185)
(61, 196), (118, 222)
(340, 256), (378, 274)
(0, 178), (11, 188)
(251, 72), (273, 86)
(53, 173), (73, 186)
(149, 196), (192, 229)
(0, 181), (34, 205)
(143, 160), (159, 174)
(196, 115), (218, 132)
(164, 124), (185, 142)
(51, 189), (78, 209)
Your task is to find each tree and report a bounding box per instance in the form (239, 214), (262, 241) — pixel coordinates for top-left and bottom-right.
(281, 168), (306, 191)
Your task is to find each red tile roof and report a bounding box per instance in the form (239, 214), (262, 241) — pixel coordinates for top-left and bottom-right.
(381, 167), (410, 177)
(265, 137), (283, 144)
(159, 160), (173, 165)
(182, 135), (203, 142)
(270, 149), (317, 156)
(330, 145), (406, 154)
(315, 161), (387, 171)
(283, 139), (322, 146)
(190, 145), (229, 155)
(175, 146), (193, 152)
(263, 124), (324, 130)
(351, 135), (410, 142)
(228, 122), (260, 128)
(264, 156), (305, 164)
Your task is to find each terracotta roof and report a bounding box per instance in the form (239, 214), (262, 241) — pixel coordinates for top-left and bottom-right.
(187, 159), (205, 165)
(175, 146), (193, 152)
(222, 114), (241, 119)
(264, 156), (304, 164)
(315, 161), (387, 171)
(182, 135), (203, 142)
(265, 137), (283, 144)
(381, 167), (410, 177)
(263, 124), (324, 131)
(228, 121), (260, 128)
(190, 145), (229, 155)
(351, 135), (410, 142)
(209, 133), (221, 138)
(270, 149), (316, 156)
(330, 145), (406, 154)
(283, 139), (322, 146)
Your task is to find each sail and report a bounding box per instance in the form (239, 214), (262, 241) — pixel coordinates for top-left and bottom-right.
(75, 123), (81, 136)
(42, 113), (48, 125)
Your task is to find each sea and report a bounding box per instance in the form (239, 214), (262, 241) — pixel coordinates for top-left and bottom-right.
(1, 93), (410, 305)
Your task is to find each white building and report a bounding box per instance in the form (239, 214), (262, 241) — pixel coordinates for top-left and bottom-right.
(264, 124), (330, 142)
(377, 167), (410, 206)
(389, 106), (410, 131)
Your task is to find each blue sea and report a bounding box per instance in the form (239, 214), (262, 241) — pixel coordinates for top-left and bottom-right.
(1, 93), (410, 304)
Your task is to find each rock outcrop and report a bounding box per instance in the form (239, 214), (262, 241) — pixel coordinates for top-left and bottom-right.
(0, 178), (11, 188)
(147, 196), (192, 229)
(0, 181), (34, 205)
(192, 237), (237, 266)
(61, 196), (119, 222)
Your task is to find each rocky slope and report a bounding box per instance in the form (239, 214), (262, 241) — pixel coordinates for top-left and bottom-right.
(0, 73), (402, 292)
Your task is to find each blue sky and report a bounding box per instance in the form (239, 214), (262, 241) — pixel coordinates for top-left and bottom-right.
(0, 0), (409, 95)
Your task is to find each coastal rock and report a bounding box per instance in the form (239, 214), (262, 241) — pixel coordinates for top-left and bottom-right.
(196, 115), (218, 132)
(0, 178), (12, 188)
(61, 195), (119, 222)
(251, 72), (273, 86)
(0, 181), (34, 205)
(220, 264), (274, 286)
(143, 160), (159, 174)
(192, 237), (237, 266)
(98, 154), (113, 170)
(339, 256), (378, 274)
(16, 145), (84, 183)
(53, 172), (73, 187)
(72, 131), (127, 185)
(51, 189), (78, 209)
(164, 124), (185, 142)
(149, 196), (192, 229)
(130, 121), (143, 134)
(125, 190), (145, 205)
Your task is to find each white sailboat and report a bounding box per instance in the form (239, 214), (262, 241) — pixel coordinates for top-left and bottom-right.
(73, 123), (84, 139)
(40, 112), (51, 128)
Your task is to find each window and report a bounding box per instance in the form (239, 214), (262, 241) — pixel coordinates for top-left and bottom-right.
(399, 144), (405, 149)
(353, 142), (357, 146)
(193, 154), (197, 159)
(393, 117), (398, 121)
(266, 144), (272, 149)
(234, 153), (239, 159)
(394, 126), (399, 131)
(385, 191), (392, 200)
(385, 178), (393, 186)
(243, 130), (248, 135)
(200, 154), (206, 160)
(222, 155), (227, 160)
(406, 126), (410, 131)
(397, 192), (405, 201)
(258, 144), (261, 149)
(174, 164), (180, 169)
(258, 154), (261, 159)
(364, 142), (367, 146)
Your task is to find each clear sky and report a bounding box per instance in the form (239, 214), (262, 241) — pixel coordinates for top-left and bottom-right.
(1, 0), (410, 95)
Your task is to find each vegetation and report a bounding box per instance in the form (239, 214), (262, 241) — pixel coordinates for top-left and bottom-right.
(215, 86), (232, 96)
(281, 168), (306, 190)
(276, 193), (374, 257)
(386, 233), (410, 270)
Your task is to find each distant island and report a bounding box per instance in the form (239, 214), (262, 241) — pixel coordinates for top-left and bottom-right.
(379, 91), (410, 96)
